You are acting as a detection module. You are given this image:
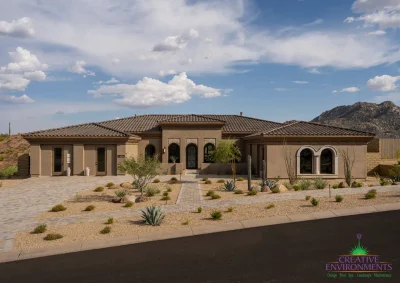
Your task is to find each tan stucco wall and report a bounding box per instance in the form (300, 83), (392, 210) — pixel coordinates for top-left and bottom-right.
(138, 137), (162, 161)
(29, 144), (41, 177)
(161, 125), (222, 169)
(265, 143), (368, 179)
(73, 144), (84, 175)
(125, 143), (138, 159)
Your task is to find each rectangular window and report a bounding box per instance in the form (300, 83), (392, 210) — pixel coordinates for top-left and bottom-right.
(97, 147), (106, 172)
(53, 148), (63, 173)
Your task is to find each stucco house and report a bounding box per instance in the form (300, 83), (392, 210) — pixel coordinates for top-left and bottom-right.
(22, 114), (375, 179)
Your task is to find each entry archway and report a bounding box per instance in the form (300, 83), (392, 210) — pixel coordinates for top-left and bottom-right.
(186, 143), (198, 169)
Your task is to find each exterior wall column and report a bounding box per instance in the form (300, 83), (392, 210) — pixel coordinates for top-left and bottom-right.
(116, 144), (126, 175)
(314, 155), (320, 174)
(30, 144), (41, 177)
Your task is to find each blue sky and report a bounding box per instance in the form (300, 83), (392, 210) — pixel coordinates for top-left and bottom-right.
(1, 0), (400, 133)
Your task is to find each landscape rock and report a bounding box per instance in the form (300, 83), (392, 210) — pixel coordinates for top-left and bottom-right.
(111, 197), (122, 203)
(120, 182), (133, 189)
(250, 186), (261, 192)
(339, 182), (348, 188)
(261, 186), (270, 192)
(135, 196), (149, 203)
(275, 184), (288, 192)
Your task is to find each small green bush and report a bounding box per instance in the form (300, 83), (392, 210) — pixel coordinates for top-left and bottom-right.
(84, 205), (95, 211)
(237, 177), (244, 181)
(293, 185), (301, 191)
(0, 155), (4, 161)
(283, 182), (293, 190)
(332, 184), (339, 189)
(106, 217), (114, 224)
(205, 180), (212, 184)
(94, 186), (104, 192)
(206, 190), (215, 197)
(0, 165), (18, 178)
(380, 178), (390, 186)
(115, 190), (128, 198)
(335, 195), (344, 202)
(169, 179), (179, 184)
(163, 191), (169, 196)
(266, 203), (275, 209)
(234, 189), (244, 194)
(211, 194), (221, 199)
(305, 195), (311, 201)
(314, 177), (328, 190)
(299, 179), (313, 190)
(100, 226), (111, 234)
(166, 186), (172, 192)
(51, 204), (66, 212)
(369, 189), (377, 194)
(182, 219), (190, 225)
(124, 201), (134, 207)
(44, 233), (63, 241)
(227, 206), (233, 212)
(247, 190), (258, 195)
(153, 178), (160, 183)
(32, 224), (47, 234)
(365, 189), (377, 199)
(197, 206), (203, 213)
(170, 177), (178, 181)
(202, 177), (208, 181)
(210, 210), (222, 220)
(217, 179), (225, 183)
(310, 198), (319, 206)
(145, 186), (161, 197)
(161, 195), (171, 202)
(351, 181), (363, 188)
(271, 187), (280, 194)
(105, 182), (114, 187)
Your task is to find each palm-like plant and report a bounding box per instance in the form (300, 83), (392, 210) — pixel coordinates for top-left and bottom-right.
(141, 206), (165, 226)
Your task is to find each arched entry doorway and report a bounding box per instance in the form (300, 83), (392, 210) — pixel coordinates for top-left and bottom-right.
(186, 143), (198, 169)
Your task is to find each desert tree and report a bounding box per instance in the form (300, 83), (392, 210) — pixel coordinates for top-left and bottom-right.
(212, 139), (242, 182)
(283, 138), (297, 185)
(340, 148), (355, 187)
(118, 155), (161, 197)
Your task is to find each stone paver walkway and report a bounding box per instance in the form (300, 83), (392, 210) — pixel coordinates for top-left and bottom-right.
(1, 176), (400, 252)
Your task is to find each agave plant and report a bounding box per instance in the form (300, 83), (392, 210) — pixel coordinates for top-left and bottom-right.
(141, 206), (165, 226)
(260, 179), (276, 188)
(223, 180), (236, 191)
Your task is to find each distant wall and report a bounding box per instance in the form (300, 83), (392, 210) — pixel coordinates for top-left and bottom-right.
(380, 139), (400, 159)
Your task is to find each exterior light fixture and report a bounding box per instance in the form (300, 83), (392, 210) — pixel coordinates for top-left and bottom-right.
(163, 147), (166, 154)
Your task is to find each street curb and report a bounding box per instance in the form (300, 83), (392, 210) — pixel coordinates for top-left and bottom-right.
(1, 203), (400, 264)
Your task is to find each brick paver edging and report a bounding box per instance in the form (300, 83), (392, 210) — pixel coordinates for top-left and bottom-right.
(1, 202), (399, 264)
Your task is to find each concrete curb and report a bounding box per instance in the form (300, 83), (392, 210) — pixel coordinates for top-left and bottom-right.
(1, 203), (399, 264)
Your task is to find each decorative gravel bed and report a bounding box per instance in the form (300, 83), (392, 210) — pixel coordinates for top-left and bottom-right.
(36, 182), (181, 219)
(13, 191), (400, 251)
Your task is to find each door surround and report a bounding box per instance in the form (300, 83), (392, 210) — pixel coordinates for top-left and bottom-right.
(186, 143), (198, 169)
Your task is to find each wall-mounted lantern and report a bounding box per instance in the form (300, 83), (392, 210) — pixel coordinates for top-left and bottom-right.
(163, 147), (166, 154)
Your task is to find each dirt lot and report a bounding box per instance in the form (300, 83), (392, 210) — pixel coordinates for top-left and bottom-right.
(36, 181), (181, 219)
(13, 190), (400, 250)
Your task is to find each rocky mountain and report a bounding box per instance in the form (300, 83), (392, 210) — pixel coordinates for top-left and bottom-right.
(311, 101), (400, 138)
(0, 134), (29, 171)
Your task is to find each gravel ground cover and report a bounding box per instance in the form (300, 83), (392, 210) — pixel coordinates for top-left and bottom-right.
(36, 182), (181, 219)
(13, 191), (400, 250)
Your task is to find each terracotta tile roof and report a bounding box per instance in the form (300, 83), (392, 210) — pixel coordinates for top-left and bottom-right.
(98, 114), (282, 133)
(158, 114), (226, 124)
(23, 122), (137, 138)
(247, 121), (375, 137)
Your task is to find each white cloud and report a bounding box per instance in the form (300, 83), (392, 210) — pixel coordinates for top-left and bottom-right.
(111, 58), (120, 65)
(368, 30), (386, 35)
(367, 75), (400, 91)
(374, 92), (400, 103)
(23, 70), (46, 81)
(94, 77), (119, 84)
(2, 47), (48, 72)
(68, 60), (95, 77)
(0, 74), (30, 91)
(274, 88), (287, 91)
(332, 87), (360, 93)
(0, 17), (35, 38)
(293, 80), (308, 84)
(159, 70), (177, 76)
(332, 90), (338, 93)
(152, 28), (200, 52)
(304, 18), (324, 27)
(88, 72), (222, 107)
(0, 94), (34, 104)
(309, 68), (321, 74)
(352, 0), (400, 13)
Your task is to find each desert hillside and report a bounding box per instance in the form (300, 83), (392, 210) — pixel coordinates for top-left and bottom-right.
(0, 134), (29, 171)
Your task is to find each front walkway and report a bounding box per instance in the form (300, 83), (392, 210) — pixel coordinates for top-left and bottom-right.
(1, 175), (400, 252)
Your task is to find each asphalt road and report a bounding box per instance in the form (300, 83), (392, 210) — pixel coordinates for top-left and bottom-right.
(1, 210), (399, 283)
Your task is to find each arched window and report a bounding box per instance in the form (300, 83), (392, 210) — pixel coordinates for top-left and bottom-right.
(145, 144), (156, 159)
(320, 148), (333, 174)
(168, 143), (180, 163)
(204, 143), (215, 163)
(300, 148), (313, 174)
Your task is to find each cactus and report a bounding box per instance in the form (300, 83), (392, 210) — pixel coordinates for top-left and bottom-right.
(247, 155), (251, 191)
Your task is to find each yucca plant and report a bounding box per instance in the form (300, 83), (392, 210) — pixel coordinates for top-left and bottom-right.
(223, 180), (236, 191)
(141, 206), (165, 226)
(260, 179), (275, 188)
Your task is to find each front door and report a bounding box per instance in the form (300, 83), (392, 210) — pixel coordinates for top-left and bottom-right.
(186, 144), (198, 169)
(52, 147), (63, 176)
(96, 147), (107, 176)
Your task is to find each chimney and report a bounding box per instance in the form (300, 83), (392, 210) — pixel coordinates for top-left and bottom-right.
(240, 112), (243, 116)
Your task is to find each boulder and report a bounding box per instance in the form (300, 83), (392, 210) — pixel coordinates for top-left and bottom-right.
(122, 195), (136, 203)
(250, 186), (261, 192)
(275, 184), (288, 192)
(339, 182), (348, 188)
(120, 182), (133, 189)
(261, 186), (271, 193)
(111, 197), (122, 203)
(135, 196), (149, 203)
(392, 182), (399, 186)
